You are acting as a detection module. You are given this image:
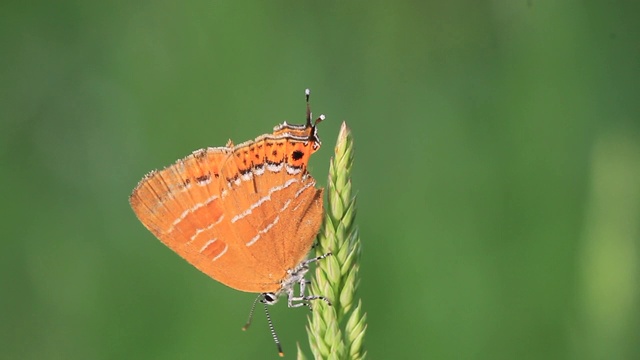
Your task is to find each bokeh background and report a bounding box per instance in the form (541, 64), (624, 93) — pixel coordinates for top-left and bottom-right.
(1, 1), (639, 359)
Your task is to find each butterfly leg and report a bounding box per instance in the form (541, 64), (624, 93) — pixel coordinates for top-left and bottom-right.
(286, 253), (333, 309)
(304, 252), (332, 265)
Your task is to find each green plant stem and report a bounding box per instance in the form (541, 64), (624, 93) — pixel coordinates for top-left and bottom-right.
(298, 122), (367, 360)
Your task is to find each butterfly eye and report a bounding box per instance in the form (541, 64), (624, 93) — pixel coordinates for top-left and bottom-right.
(262, 292), (278, 305)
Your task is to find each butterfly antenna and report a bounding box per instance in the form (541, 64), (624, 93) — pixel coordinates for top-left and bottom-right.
(242, 295), (261, 331)
(242, 295), (284, 356)
(263, 301), (284, 357)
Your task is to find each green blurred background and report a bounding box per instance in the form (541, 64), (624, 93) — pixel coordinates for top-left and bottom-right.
(1, 1), (639, 359)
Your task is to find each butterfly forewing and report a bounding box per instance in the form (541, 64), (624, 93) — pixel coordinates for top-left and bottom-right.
(130, 149), (229, 260)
